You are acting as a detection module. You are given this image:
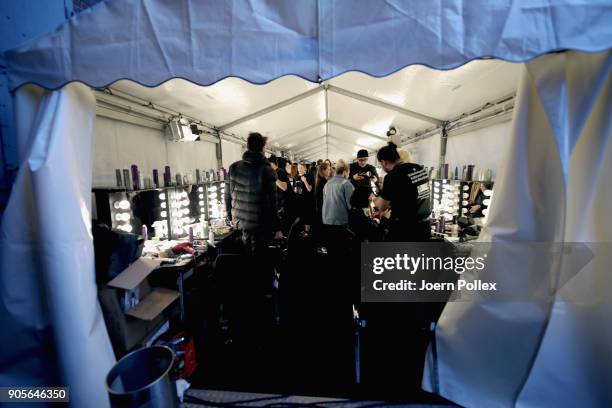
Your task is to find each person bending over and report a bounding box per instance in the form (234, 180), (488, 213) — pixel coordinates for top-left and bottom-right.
(373, 142), (431, 242)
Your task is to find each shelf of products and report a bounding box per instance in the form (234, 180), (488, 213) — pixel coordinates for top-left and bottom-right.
(94, 180), (229, 241)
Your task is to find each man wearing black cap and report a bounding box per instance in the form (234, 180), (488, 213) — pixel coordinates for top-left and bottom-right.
(349, 149), (378, 197)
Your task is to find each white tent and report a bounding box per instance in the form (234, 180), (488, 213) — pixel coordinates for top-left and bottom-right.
(91, 59), (519, 177)
(1, 1), (611, 407)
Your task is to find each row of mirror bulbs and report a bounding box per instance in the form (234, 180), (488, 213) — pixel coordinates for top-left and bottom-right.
(116, 224), (133, 233)
(113, 200), (131, 210)
(158, 193), (168, 218)
(115, 212), (131, 222)
(113, 200), (133, 232)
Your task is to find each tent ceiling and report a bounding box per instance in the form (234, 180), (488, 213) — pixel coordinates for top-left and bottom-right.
(110, 58), (521, 160)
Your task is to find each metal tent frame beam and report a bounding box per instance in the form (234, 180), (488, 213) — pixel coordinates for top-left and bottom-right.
(324, 85), (330, 159)
(328, 120), (387, 141)
(327, 141), (360, 156)
(218, 86), (324, 131)
(216, 82), (445, 156)
(328, 135), (373, 152)
(295, 146), (325, 158)
(269, 120), (326, 145)
(301, 148), (327, 160)
(327, 84), (442, 125)
(292, 137), (326, 153)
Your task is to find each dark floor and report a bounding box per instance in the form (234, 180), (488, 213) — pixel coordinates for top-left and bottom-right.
(184, 233), (454, 406)
(184, 388), (457, 407)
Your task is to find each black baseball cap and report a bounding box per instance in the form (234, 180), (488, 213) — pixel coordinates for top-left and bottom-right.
(357, 149), (369, 158)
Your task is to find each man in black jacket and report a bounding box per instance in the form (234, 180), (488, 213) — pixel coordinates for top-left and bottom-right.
(226, 132), (283, 255)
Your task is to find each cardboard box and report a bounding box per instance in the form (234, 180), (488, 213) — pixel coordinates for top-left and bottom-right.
(108, 257), (179, 321)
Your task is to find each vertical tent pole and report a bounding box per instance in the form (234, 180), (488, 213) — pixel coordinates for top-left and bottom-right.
(215, 130), (223, 169)
(439, 122), (449, 167)
(324, 84), (329, 159)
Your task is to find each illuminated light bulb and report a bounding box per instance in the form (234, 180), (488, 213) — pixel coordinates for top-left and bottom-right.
(115, 214), (122, 221)
(181, 192), (188, 198)
(198, 194), (204, 199)
(462, 185), (469, 191)
(462, 200), (469, 205)
(209, 193), (218, 199)
(198, 201), (204, 206)
(182, 199), (189, 206)
(121, 213), (131, 222)
(113, 201), (121, 209)
(209, 186), (218, 192)
(161, 202), (167, 209)
(483, 189), (493, 197)
(119, 200), (130, 210)
(483, 199), (491, 206)
(159, 193), (166, 200)
(160, 211), (167, 218)
(200, 207), (205, 213)
(482, 209), (489, 217)
(198, 187), (204, 192)
(183, 208), (190, 215)
(123, 225), (133, 233)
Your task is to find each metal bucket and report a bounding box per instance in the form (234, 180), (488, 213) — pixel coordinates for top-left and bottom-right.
(106, 345), (178, 408)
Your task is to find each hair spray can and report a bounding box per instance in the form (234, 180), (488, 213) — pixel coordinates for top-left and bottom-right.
(123, 169), (131, 190)
(115, 169), (123, 187)
(153, 169), (159, 188)
(164, 166), (171, 187)
(131, 165), (140, 190)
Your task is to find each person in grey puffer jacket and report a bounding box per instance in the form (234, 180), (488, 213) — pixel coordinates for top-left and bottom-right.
(226, 132), (283, 255)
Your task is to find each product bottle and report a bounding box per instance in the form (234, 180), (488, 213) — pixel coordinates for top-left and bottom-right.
(153, 169), (159, 188)
(208, 221), (215, 244)
(115, 169), (123, 188)
(131, 165), (140, 190)
(122, 169), (131, 190)
(164, 166), (172, 187)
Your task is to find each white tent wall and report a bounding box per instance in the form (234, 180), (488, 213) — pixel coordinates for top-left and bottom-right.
(221, 139), (245, 169)
(2, 1), (612, 407)
(424, 50), (612, 408)
(92, 116), (218, 187)
(405, 134), (442, 169)
(445, 121), (512, 180)
(0, 83), (115, 408)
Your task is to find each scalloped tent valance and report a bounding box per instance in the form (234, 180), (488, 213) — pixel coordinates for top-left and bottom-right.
(5, 0), (612, 90)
